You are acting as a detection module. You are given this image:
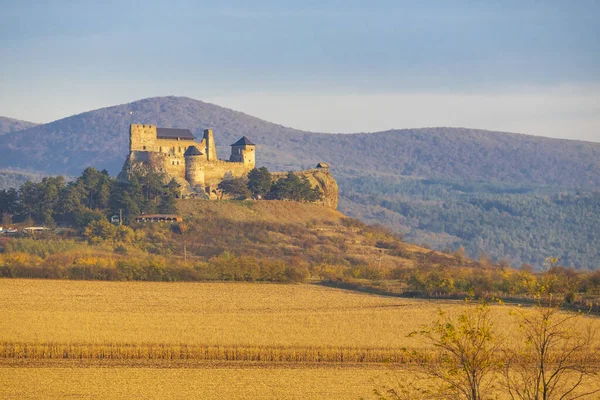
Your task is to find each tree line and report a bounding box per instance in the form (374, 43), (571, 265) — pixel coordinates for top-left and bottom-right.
(0, 167), (179, 228)
(0, 166), (324, 229)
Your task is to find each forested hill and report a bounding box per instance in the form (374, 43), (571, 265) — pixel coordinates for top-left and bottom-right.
(0, 96), (598, 189)
(0, 117), (38, 136)
(1, 96), (600, 269)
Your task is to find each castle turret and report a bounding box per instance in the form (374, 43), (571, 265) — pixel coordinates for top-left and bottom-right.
(229, 136), (255, 167)
(184, 146), (205, 186)
(203, 129), (217, 161)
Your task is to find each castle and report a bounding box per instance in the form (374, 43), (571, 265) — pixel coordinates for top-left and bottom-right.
(118, 124), (256, 197)
(119, 123), (339, 207)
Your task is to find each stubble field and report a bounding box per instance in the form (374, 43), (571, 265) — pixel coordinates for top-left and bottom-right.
(0, 279), (473, 348)
(1, 279), (599, 399)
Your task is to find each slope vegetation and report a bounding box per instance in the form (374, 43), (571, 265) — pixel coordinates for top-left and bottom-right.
(0, 117), (38, 136)
(0, 169), (44, 190)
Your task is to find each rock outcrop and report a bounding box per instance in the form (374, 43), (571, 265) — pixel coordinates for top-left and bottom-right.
(272, 166), (339, 209)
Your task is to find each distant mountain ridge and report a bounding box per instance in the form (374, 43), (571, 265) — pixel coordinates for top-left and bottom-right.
(0, 117), (39, 136)
(0, 96), (598, 189)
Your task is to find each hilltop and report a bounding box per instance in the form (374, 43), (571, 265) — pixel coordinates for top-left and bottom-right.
(0, 117), (38, 136)
(0, 199), (474, 291)
(171, 200), (462, 277)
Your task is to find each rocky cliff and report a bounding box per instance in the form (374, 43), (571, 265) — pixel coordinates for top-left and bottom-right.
(272, 167), (339, 209)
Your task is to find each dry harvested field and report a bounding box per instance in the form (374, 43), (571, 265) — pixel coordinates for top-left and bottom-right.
(1, 279), (599, 399)
(0, 363), (422, 400)
(0, 279), (481, 348)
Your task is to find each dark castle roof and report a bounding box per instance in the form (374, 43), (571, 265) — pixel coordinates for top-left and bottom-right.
(231, 136), (255, 146)
(184, 146), (203, 156)
(157, 127), (195, 140)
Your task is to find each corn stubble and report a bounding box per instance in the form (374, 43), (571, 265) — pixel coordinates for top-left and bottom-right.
(2, 279), (600, 399)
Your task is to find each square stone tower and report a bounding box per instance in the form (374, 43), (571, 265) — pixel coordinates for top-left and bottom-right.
(229, 136), (255, 167)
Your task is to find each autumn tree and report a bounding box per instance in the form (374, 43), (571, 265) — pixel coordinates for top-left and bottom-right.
(396, 300), (502, 400)
(84, 219), (117, 243)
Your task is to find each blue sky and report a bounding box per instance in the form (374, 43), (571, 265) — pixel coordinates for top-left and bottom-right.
(1, 1), (599, 141)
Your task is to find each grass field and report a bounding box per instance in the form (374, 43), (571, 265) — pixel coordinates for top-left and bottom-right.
(1, 279), (599, 399)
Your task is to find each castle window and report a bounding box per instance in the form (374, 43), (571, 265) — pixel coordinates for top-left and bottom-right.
(172, 161), (175, 165)
(159, 146), (162, 152)
(177, 161), (180, 165)
(179, 147), (181, 153)
(143, 146), (146, 150)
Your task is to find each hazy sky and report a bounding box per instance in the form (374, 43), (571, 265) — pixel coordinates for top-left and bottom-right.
(1, 1), (599, 141)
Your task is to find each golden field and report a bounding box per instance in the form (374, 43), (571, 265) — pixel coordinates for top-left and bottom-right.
(0, 279), (476, 348)
(0, 364), (409, 400)
(1, 279), (599, 399)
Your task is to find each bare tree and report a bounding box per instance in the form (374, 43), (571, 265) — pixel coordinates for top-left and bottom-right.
(402, 300), (502, 400)
(503, 297), (600, 400)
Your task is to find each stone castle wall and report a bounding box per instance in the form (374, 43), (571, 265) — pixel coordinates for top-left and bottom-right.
(130, 124), (198, 157)
(202, 160), (254, 187)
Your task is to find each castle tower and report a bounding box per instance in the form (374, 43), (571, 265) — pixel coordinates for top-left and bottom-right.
(130, 124), (157, 152)
(203, 129), (217, 161)
(229, 136), (255, 167)
(184, 146), (205, 186)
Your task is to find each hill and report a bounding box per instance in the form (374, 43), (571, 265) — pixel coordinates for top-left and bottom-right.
(168, 199), (462, 278)
(0, 96), (598, 187)
(1, 96), (599, 268)
(0, 199), (484, 291)
(0, 117), (38, 136)
(0, 169), (44, 190)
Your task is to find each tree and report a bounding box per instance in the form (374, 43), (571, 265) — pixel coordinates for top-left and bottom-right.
(110, 178), (142, 224)
(158, 179), (179, 214)
(247, 167), (272, 198)
(397, 300), (501, 400)
(84, 219), (117, 243)
(58, 181), (87, 225)
(1, 212), (12, 226)
(0, 188), (18, 216)
(77, 167), (113, 210)
(18, 177), (66, 225)
(218, 177), (251, 199)
(503, 299), (600, 400)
